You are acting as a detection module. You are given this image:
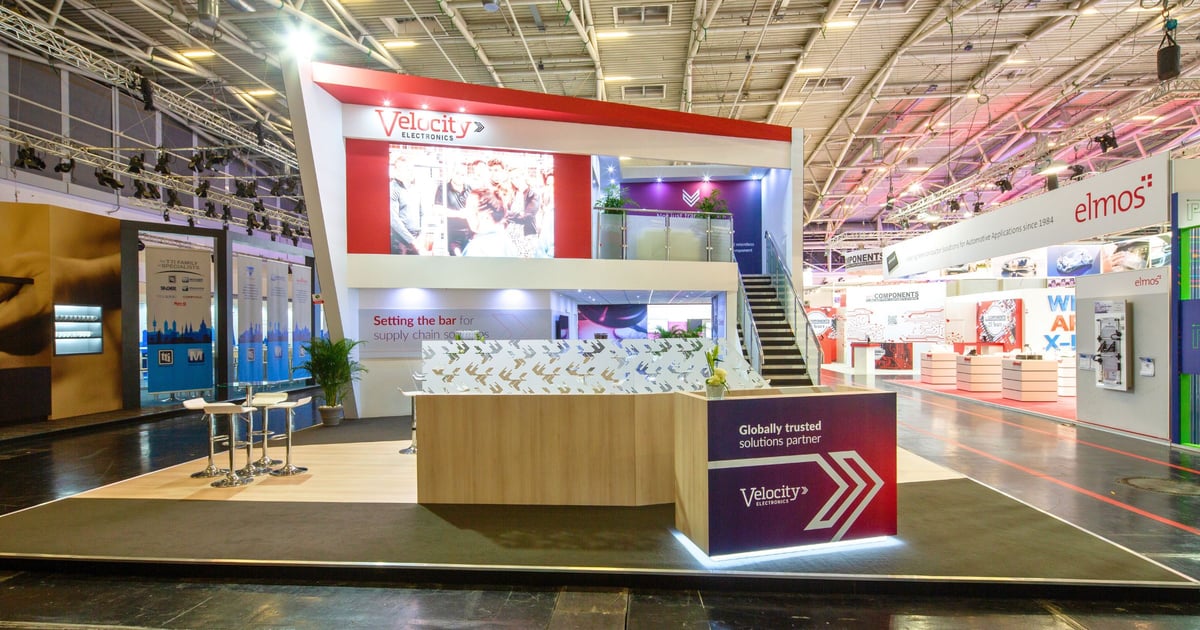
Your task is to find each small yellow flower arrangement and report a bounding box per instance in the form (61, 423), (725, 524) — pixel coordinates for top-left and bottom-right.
(705, 345), (727, 390)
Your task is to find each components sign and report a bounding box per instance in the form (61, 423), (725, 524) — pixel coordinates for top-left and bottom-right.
(705, 392), (896, 555)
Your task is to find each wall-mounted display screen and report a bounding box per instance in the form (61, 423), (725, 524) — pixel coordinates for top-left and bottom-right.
(388, 144), (555, 258)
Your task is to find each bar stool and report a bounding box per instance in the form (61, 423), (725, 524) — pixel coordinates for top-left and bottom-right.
(398, 372), (426, 455)
(184, 397), (228, 478)
(203, 402), (256, 488)
(270, 396), (312, 476)
(246, 392), (288, 474)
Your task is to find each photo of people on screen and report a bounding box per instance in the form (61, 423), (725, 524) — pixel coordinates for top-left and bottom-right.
(388, 144), (554, 258)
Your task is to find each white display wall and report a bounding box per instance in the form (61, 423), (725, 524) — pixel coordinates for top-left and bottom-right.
(1074, 268), (1170, 441)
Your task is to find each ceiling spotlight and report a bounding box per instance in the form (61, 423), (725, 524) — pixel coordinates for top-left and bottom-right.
(482, 0), (500, 11)
(1045, 174), (1060, 191)
(127, 153), (145, 174)
(187, 152), (206, 172)
(973, 201), (984, 214)
(537, 59), (545, 71)
(154, 150), (172, 175)
(252, 120), (264, 146)
(94, 168), (123, 189)
(195, 180), (210, 198)
(948, 198), (961, 213)
(14, 145), (45, 170)
(1068, 164), (1088, 180)
(204, 201), (217, 218)
(187, 215), (196, 228)
(138, 73), (155, 111)
(166, 189), (180, 207)
(1094, 132), (1118, 153)
(996, 178), (1013, 192)
(54, 157), (75, 173)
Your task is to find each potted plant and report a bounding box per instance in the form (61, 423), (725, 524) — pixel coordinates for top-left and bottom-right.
(295, 336), (367, 426)
(704, 344), (728, 399)
(695, 188), (729, 216)
(597, 183), (638, 214)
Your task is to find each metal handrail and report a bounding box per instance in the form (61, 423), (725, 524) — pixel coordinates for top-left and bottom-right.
(764, 233), (823, 385)
(737, 277), (763, 375)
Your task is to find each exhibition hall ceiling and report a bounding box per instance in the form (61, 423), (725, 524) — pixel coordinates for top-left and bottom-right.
(6, 0), (1197, 258)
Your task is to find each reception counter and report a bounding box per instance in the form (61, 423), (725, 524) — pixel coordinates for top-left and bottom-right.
(415, 393), (677, 506)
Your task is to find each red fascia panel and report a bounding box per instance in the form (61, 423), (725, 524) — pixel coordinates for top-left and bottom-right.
(311, 63), (792, 143)
(345, 139), (389, 254)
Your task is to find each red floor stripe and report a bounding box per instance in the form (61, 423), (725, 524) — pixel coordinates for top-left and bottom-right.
(899, 420), (1200, 537)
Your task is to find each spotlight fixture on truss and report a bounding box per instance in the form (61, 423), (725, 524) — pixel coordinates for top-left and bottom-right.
(14, 145), (45, 170)
(204, 201), (217, 218)
(187, 215), (196, 228)
(973, 200), (984, 214)
(94, 168), (123, 189)
(252, 121), (264, 147)
(221, 205), (233, 227)
(54, 157), (75, 173)
(195, 180), (210, 198)
(948, 198), (961, 213)
(137, 73), (155, 111)
(165, 189), (180, 208)
(1094, 131), (1118, 153)
(127, 153), (145, 174)
(1068, 164), (1088, 181)
(187, 152), (206, 172)
(154, 150), (172, 175)
(996, 177), (1013, 192)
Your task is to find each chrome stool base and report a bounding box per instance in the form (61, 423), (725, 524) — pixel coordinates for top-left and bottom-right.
(399, 444), (417, 455)
(252, 455), (282, 469)
(211, 471), (252, 488)
(270, 464), (308, 476)
(191, 464), (230, 478)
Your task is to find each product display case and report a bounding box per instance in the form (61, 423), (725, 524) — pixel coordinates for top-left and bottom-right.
(53, 304), (103, 356)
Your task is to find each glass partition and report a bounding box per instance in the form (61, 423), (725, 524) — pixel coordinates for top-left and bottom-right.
(764, 233), (823, 385)
(595, 209), (733, 262)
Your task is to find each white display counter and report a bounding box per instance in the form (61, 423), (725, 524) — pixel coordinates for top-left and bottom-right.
(920, 352), (957, 385)
(956, 355), (1002, 392)
(1057, 355), (1077, 397)
(1001, 359), (1059, 402)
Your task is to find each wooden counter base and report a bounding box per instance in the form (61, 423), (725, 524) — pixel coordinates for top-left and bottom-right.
(415, 393), (675, 506)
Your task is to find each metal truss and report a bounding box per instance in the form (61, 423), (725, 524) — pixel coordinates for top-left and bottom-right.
(888, 79), (1200, 223)
(0, 124), (308, 234)
(0, 6), (298, 171)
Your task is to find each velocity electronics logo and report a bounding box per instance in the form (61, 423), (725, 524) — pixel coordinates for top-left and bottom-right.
(682, 189), (701, 207)
(376, 109), (485, 142)
(739, 484), (808, 507)
(1074, 172), (1151, 223)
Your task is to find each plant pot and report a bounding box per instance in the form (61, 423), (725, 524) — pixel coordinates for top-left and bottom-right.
(706, 383), (726, 400)
(318, 405), (344, 426)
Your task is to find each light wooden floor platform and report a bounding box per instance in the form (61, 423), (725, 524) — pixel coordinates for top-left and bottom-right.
(76, 441), (961, 505)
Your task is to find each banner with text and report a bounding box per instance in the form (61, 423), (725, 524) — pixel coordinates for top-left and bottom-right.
(292, 265), (312, 378)
(843, 283), (945, 342)
(145, 247), (213, 393)
(236, 256), (264, 383)
(884, 153), (1169, 277)
(265, 260), (289, 382)
(705, 391), (897, 555)
(358, 308), (553, 358)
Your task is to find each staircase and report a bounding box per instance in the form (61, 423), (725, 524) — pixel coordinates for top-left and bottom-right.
(741, 275), (814, 387)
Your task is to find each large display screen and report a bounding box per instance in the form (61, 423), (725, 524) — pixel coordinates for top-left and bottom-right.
(388, 144), (555, 258)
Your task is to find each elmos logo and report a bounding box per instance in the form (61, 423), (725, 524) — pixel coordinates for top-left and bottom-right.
(1074, 172), (1152, 223)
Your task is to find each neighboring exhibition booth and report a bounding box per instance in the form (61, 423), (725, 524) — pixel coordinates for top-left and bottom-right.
(805, 153), (1191, 447)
